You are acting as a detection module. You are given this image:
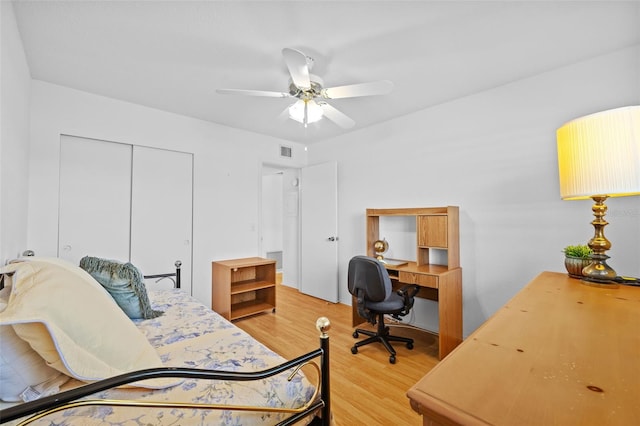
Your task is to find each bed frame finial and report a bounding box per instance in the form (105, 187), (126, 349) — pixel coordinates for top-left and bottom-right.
(316, 317), (330, 338)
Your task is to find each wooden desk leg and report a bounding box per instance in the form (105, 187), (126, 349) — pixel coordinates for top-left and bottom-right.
(437, 268), (463, 359)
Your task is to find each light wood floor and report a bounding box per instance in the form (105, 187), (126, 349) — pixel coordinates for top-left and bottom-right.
(234, 281), (440, 426)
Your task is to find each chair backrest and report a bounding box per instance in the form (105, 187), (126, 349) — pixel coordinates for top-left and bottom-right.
(347, 256), (392, 303)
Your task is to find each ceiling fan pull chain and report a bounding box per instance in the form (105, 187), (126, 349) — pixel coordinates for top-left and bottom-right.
(304, 100), (309, 128)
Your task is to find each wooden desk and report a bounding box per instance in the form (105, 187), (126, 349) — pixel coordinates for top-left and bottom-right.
(352, 262), (462, 359)
(407, 271), (640, 425)
(356, 206), (463, 359)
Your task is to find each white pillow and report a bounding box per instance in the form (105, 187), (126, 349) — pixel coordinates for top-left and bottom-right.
(0, 281), (68, 402)
(0, 258), (179, 389)
(0, 325), (69, 402)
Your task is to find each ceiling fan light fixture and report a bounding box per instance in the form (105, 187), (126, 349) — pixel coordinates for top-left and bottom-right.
(288, 99), (323, 125)
(218, 47), (393, 130)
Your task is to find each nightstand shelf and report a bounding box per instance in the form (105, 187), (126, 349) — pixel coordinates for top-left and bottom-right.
(230, 300), (276, 320)
(230, 280), (275, 294)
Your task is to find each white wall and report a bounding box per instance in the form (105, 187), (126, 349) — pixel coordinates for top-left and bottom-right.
(0, 1), (31, 265)
(309, 45), (640, 336)
(26, 81), (307, 306)
(5, 1), (639, 339)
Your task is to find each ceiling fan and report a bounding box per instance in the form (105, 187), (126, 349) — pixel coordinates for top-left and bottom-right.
(216, 48), (394, 129)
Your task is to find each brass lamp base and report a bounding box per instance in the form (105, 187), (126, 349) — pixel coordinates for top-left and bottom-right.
(581, 253), (616, 281)
(581, 279), (619, 289)
(580, 196), (619, 288)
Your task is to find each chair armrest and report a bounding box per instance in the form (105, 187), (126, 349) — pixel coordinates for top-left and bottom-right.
(397, 284), (419, 299)
(396, 284), (420, 314)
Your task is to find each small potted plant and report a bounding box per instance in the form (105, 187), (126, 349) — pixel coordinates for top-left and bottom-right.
(563, 244), (593, 278)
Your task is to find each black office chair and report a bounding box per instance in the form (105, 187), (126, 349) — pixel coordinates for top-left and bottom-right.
(348, 255), (419, 364)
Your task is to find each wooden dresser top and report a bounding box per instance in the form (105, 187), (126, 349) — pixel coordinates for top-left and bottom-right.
(407, 271), (640, 425)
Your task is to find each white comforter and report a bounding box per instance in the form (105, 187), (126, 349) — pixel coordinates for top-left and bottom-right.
(6, 289), (316, 425)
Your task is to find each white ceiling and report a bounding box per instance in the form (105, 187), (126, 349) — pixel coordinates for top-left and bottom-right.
(12, 1), (640, 145)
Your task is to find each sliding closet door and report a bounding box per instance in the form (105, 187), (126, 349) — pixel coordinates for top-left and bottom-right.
(58, 135), (132, 264)
(130, 146), (193, 295)
(59, 137), (193, 294)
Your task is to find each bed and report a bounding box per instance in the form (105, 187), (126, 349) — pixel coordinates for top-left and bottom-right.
(0, 257), (331, 425)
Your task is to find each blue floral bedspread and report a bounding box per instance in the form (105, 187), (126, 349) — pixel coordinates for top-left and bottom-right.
(8, 289), (317, 425)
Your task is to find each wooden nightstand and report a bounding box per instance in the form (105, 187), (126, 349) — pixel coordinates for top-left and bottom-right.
(211, 257), (276, 321)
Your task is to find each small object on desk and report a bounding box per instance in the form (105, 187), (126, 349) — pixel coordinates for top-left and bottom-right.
(373, 238), (389, 260)
(380, 258), (408, 267)
(613, 275), (640, 285)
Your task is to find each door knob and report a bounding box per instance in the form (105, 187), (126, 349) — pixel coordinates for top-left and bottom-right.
(327, 236), (338, 241)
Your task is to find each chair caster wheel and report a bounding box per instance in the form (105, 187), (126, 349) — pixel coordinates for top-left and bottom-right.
(407, 342), (414, 350)
(351, 346), (358, 354)
(389, 356), (396, 364)
(352, 331), (359, 338)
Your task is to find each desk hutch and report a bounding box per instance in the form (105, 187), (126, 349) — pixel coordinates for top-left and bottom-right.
(356, 206), (462, 359)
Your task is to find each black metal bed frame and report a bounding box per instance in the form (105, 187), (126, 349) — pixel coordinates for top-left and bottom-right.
(142, 259), (182, 289)
(1, 259), (183, 291)
(0, 261), (331, 425)
(0, 326), (331, 425)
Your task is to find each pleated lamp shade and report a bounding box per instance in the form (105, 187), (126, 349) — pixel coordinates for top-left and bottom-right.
(557, 106), (640, 200)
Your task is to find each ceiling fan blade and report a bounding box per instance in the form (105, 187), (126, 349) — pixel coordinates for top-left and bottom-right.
(319, 102), (355, 129)
(282, 48), (311, 90)
(216, 88), (291, 98)
(322, 80), (394, 99)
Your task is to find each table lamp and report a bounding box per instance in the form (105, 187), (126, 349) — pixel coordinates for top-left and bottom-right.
(557, 106), (640, 285)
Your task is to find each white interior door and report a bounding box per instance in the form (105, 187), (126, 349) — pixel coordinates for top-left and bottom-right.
(300, 161), (338, 302)
(58, 136), (131, 265)
(130, 146), (193, 294)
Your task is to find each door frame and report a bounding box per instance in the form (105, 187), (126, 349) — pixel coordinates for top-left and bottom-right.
(260, 164), (301, 290)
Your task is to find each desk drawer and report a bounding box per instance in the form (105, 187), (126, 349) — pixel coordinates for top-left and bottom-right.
(399, 271), (438, 289)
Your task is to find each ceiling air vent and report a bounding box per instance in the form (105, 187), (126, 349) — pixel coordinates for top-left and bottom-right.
(280, 145), (292, 158)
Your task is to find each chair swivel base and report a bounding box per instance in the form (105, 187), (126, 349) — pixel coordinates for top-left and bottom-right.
(351, 322), (414, 364)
